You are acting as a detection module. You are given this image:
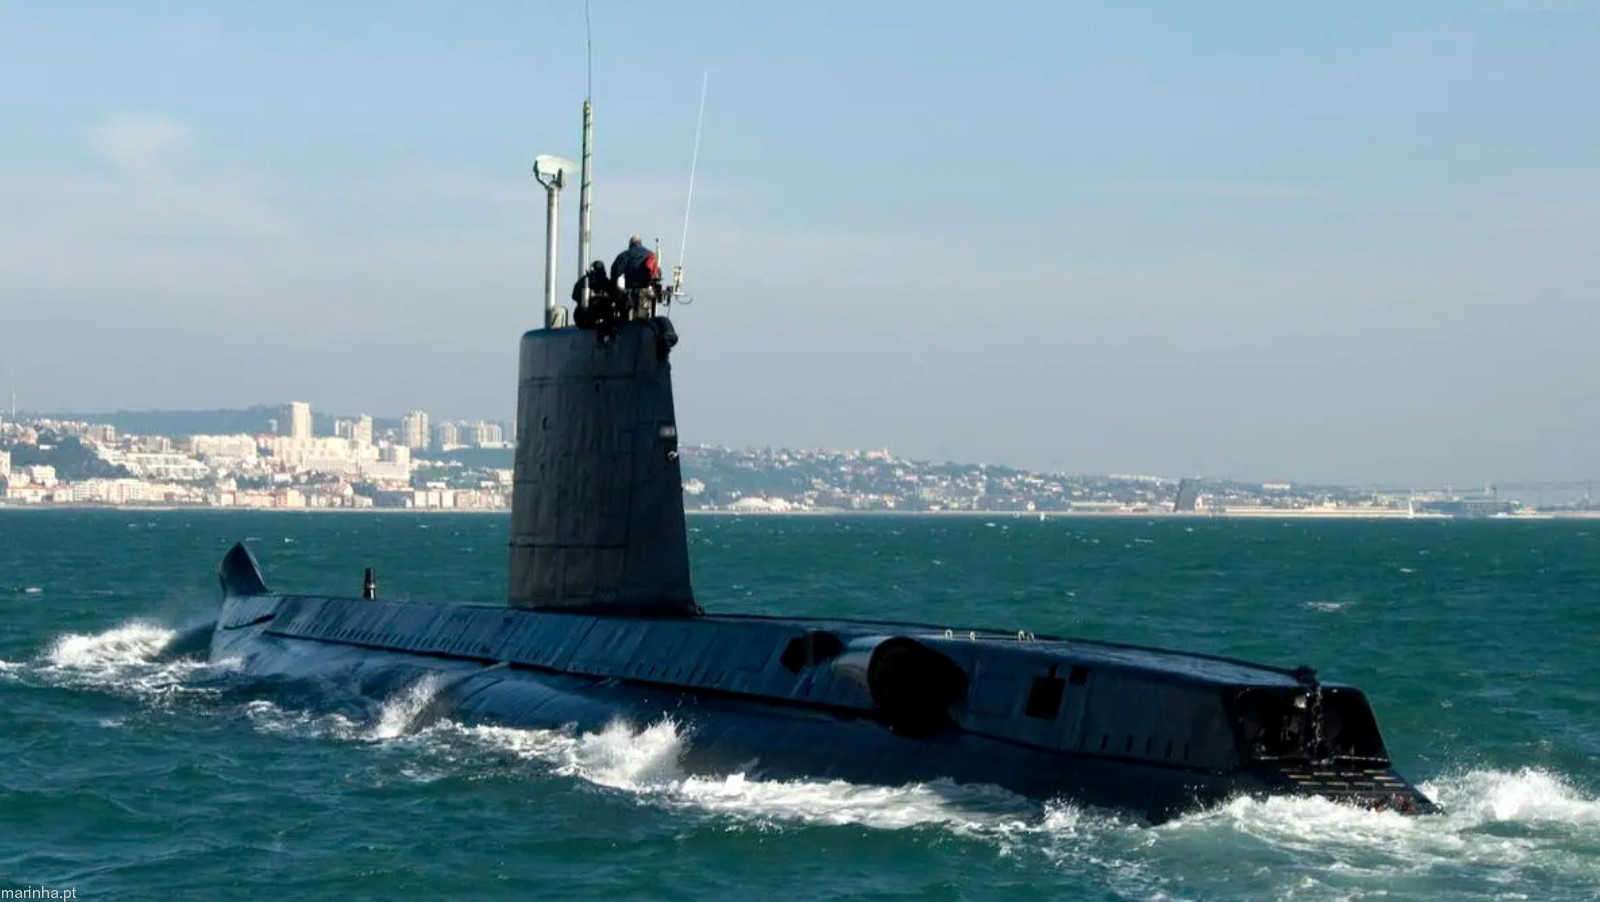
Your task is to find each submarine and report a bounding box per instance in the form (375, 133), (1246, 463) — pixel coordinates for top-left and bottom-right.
(205, 103), (1437, 822)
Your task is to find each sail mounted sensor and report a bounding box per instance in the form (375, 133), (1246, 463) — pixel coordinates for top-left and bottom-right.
(533, 155), (580, 329)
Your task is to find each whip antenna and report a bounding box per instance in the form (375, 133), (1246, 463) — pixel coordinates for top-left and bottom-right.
(673, 71), (708, 301)
(576, 1), (595, 303)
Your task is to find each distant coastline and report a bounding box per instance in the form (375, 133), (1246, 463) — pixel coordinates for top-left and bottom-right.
(9, 410), (1594, 518)
(5, 502), (1599, 521)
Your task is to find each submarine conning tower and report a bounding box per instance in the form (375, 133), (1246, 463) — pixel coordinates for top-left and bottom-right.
(508, 316), (699, 617)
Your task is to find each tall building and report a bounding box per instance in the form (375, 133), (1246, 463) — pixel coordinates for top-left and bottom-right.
(0, 449), (11, 482)
(401, 410), (430, 450)
(354, 414), (374, 447)
(467, 420), (507, 446)
(433, 421), (460, 451)
(284, 401), (313, 440)
(334, 418), (354, 440)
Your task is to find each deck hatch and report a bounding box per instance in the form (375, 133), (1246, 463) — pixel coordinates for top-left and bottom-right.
(1024, 675), (1066, 720)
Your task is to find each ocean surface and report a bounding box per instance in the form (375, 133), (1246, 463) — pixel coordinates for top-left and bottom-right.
(2, 510), (1598, 901)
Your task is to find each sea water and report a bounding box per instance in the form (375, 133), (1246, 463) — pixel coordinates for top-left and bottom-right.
(2, 510), (1597, 900)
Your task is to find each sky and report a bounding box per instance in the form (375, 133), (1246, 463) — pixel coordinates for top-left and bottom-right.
(1, 1), (1597, 486)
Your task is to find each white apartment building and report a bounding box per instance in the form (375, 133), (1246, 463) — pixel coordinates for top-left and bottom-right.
(121, 453), (211, 482)
(285, 401), (313, 440)
(188, 434), (261, 462)
(401, 411), (430, 450)
(433, 421), (461, 451)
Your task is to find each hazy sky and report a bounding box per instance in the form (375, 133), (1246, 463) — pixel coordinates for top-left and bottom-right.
(2, 1), (1597, 485)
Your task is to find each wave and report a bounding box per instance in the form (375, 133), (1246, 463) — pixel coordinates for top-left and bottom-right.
(436, 720), (1600, 896)
(447, 718), (1060, 834)
(45, 622), (178, 669)
(2, 619), (225, 701)
(1425, 767), (1600, 825)
(368, 671), (459, 741)
(1148, 767), (1600, 897)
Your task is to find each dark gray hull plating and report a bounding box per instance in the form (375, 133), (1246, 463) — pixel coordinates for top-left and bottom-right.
(210, 548), (1435, 821)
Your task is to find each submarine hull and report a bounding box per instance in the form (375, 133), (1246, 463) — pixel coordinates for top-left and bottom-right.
(199, 316), (1437, 820)
(210, 556), (1437, 821)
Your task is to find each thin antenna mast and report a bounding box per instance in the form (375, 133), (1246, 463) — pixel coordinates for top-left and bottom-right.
(673, 71), (709, 300)
(576, 2), (595, 304)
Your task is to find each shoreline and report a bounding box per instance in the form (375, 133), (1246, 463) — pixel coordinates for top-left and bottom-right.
(3, 503), (1597, 520)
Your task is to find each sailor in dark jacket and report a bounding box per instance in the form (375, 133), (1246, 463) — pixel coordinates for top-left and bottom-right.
(610, 235), (660, 290)
(571, 261), (615, 330)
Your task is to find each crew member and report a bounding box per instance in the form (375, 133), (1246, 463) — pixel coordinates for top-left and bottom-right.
(572, 260), (615, 330)
(610, 235), (660, 291)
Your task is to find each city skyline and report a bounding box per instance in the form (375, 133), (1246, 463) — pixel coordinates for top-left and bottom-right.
(3, 3), (1598, 485)
(6, 405), (1594, 514)
(3, 401), (1597, 502)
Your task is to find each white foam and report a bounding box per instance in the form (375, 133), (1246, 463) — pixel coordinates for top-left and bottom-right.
(418, 722), (1600, 894)
(449, 718), (1057, 834)
(368, 672), (453, 741)
(455, 719), (688, 789)
(243, 699), (361, 740)
(671, 774), (1046, 834)
(18, 620), (222, 701)
(46, 622), (177, 669)
(1423, 767), (1600, 826)
(1155, 768), (1600, 891)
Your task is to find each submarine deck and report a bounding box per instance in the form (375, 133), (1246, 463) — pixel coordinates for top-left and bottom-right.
(222, 589), (1314, 693)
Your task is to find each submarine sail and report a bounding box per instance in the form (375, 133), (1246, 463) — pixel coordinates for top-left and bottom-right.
(509, 317), (695, 615)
